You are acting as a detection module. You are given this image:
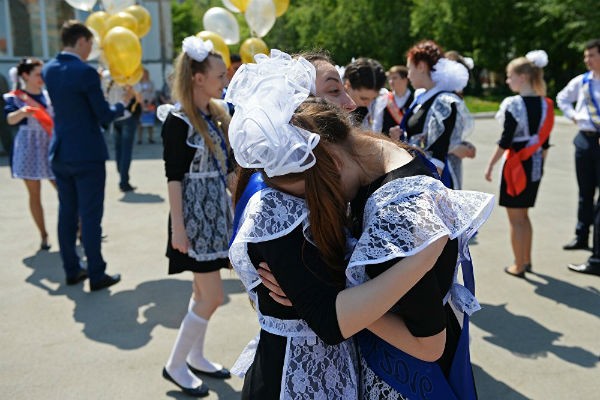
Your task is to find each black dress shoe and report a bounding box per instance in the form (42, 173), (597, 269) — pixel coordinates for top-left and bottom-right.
(120, 183), (136, 192)
(90, 273), (121, 291)
(66, 269), (88, 285)
(563, 238), (590, 250)
(162, 368), (209, 397)
(504, 266), (526, 279)
(187, 363), (231, 379)
(567, 263), (600, 276)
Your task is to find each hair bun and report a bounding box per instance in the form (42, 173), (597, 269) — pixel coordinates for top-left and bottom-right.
(525, 50), (548, 68)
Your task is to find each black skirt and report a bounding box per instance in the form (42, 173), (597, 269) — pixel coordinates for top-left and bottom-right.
(499, 157), (542, 208)
(166, 216), (229, 274)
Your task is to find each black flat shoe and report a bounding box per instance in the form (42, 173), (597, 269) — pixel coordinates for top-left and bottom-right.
(162, 368), (209, 397)
(187, 363), (231, 379)
(40, 241), (51, 251)
(504, 266), (526, 279)
(90, 273), (121, 291)
(524, 263), (532, 272)
(563, 238), (590, 251)
(66, 269), (88, 285)
(567, 263), (600, 276)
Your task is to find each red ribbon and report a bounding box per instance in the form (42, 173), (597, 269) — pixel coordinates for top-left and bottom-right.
(11, 90), (54, 137)
(386, 91), (404, 124)
(503, 97), (554, 197)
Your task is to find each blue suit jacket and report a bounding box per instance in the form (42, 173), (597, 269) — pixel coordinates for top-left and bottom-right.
(42, 53), (124, 162)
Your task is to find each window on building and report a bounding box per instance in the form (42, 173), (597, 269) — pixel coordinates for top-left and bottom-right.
(2, 0), (74, 59)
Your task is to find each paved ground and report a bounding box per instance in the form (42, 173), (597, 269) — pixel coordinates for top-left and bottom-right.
(0, 118), (598, 399)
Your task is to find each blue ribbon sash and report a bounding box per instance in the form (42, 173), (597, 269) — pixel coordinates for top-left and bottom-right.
(229, 172), (267, 245)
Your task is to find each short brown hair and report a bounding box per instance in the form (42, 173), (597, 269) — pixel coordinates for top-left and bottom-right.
(61, 20), (92, 48)
(387, 65), (408, 79)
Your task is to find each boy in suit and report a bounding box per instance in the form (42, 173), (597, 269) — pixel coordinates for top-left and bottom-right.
(43, 20), (130, 291)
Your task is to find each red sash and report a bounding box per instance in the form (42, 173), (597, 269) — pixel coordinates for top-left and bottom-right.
(386, 92), (404, 124)
(11, 90), (54, 137)
(503, 97), (554, 197)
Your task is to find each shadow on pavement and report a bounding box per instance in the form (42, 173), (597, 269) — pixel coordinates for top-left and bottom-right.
(527, 272), (600, 319)
(472, 303), (598, 368)
(472, 363), (529, 400)
(22, 251), (246, 350)
(119, 191), (165, 203)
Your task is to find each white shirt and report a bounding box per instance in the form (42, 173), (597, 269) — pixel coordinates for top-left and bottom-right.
(556, 72), (600, 131)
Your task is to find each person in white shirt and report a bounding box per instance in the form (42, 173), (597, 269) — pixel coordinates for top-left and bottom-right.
(557, 38), (600, 276)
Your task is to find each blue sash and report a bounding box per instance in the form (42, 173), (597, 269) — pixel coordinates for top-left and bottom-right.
(582, 72), (600, 131)
(360, 244), (477, 399)
(440, 158), (453, 188)
(229, 172), (267, 245)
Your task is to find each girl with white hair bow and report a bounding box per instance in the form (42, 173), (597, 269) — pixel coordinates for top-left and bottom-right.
(158, 36), (233, 397)
(401, 40), (474, 190)
(227, 49), (493, 400)
(484, 50), (554, 278)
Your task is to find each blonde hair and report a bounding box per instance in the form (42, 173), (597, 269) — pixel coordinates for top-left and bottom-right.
(172, 52), (231, 171)
(507, 57), (546, 96)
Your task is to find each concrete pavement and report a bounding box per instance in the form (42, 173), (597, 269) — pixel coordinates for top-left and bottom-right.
(0, 118), (598, 399)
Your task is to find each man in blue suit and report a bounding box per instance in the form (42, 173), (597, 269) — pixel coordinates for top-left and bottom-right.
(43, 20), (129, 291)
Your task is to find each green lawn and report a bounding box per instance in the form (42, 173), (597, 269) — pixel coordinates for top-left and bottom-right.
(464, 96), (563, 115)
(464, 96), (500, 113)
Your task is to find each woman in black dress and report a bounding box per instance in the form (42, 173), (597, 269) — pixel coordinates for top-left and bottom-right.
(403, 40), (472, 189)
(227, 50), (493, 399)
(484, 50), (553, 278)
(158, 36), (232, 397)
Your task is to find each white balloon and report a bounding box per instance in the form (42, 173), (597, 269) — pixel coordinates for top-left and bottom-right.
(65, 0), (97, 11)
(203, 7), (240, 45)
(87, 28), (102, 61)
(244, 0), (276, 38)
(102, 0), (135, 14)
(222, 0), (240, 13)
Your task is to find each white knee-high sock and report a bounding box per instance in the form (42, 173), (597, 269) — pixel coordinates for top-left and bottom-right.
(187, 300), (222, 373)
(165, 311), (205, 389)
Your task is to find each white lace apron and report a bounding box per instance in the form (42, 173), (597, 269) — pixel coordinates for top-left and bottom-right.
(495, 95), (547, 182)
(408, 92), (474, 186)
(4, 90), (55, 180)
(159, 105), (233, 262)
(229, 188), (359, 400)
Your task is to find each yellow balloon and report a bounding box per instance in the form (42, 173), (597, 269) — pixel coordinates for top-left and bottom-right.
(85, 11), (109, 39)
(230, 0), (251, 12)
(106, 11), (138, 35)
(240, 38), (269, 64)
(111, 63), (143, 86)
(103, 27), (142, 77)
(196, 31), (231, 68)
(273, 0), (290, 17)
(124, 5), (152, 38)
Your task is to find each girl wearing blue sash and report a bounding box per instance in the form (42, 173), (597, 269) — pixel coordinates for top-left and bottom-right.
(158, 37), (233, 397)
(227, 51), (493, 399)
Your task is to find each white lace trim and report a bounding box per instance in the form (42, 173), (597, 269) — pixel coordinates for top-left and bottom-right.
(346, 176), (494, 316)
(229, 189), (359, 398)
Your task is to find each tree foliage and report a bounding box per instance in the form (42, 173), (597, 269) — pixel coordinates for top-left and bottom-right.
(173, 0), (599, 96)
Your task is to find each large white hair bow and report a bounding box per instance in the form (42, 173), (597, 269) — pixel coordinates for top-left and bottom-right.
(225, 49), (319, 178)
(431, 58), (470, 92)
(525, 50), (549, 68)
(182, 36), (213, 62)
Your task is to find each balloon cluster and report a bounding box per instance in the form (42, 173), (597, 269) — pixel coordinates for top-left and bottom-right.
(201, 0), (290, 65)
(66, 0), (151, 86)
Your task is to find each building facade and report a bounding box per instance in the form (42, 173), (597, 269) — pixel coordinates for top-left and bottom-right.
(0, 0), (173, 90)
